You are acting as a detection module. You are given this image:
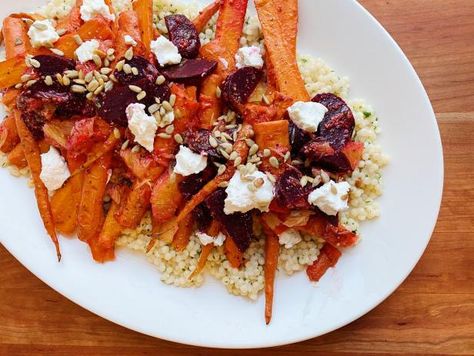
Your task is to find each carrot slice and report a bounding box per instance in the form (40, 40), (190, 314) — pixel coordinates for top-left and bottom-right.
(6, 143), (27, 168)
(2, 17), (30, 59)
(114, 10), (147, 62)
(261, 217), (280, 324)
(224, 234), (243, 269)
(172, 213), (195, 252)
(189, 220), (221, 278)
(0, 114), (20, 153)
(133, 0), (153, 52)
(0, 56), (27, 89)
(14, 110), (61, 260)
(193, 0), (222, 33)
(306, 243), (341, 282)
(255, 0), (309, 101)
(115, 179), (151, 228)
(77, 152), (112, 242)
(150, 171), (183, 225)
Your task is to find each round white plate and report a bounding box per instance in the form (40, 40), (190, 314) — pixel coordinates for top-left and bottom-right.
(0, 0), (443, 349)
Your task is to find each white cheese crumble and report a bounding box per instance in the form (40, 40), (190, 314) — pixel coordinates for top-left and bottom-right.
(124, 34), (137, 46)
(27, 20), (59, 48)
(150, 36), (182, 67)
(80, 0), (115, 22)
(74, 39), (100, 63)
(126, 103), (158, 152)
(308, 180), (351, 216)
(235, 46), (264, 69)
(224, 170), (274, 215)
(196, 231), (226, 247)
(173, 146), (208, 176)
(278, 229), (302, 249)
(39, 147), (71, 191)
(287, 101), (328, 133)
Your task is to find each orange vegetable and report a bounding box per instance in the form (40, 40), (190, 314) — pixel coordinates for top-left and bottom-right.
(0, 56), (27, 89)
(115, 179), (152, 228)
(255, 0), (309, 101)
(261, 217), (280, 324)
(306, 243), (341, 282)
(172, 213), (195, 251)
(198, 74), (223, 129)
(2, 17), (30, 59)
(224, 234), (243, 269)
(77, 152), (112, 242)
(51, 173), (84, 236)
(0, 114), (20, 153)
(2, 88), (20, 109)
(43, 120), (75, 149)
(133, 0), (153, 52)
(72, 131), (119, 175)
(175, 124), (252, 224)
(56, 0), (83, 34)
(14, 110), (61, 260)
(193, 0), (222, 33)
(6, 143), (27, 168)
(120, 148), (164, 180)
(341, 141), (364, 171)
(189, 220), (220, 278)
(114, 10), (146, 62)
(150, 171), (183, 225)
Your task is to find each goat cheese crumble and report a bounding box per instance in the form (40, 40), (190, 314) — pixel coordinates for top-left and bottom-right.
(150, 36), (182, 67)
(287, 101), (328, 133)
(224, 170), (274, 215)
(308, 180), (351, 216)
(173, 146), (208, 176)
(278, 229), (302, 249)
(126, 103), (158, 152)
(80, 0), (115, 22)
(75, 39), (100, 63)
(27, 20), (59, 48)
(196, 231), (226, 247)
(235, 46), (264, 69)
(40, 147), (71, 191)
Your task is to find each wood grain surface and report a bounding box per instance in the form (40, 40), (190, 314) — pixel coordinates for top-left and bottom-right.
(1, 0), (473, 354)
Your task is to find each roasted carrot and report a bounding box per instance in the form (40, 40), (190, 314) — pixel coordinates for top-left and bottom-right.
(115, 179), (152, 228)
(2, 17), (30, 58)
(175, 124), (252, 224)
(56, 0), (83, 34)
(224, 234), (243, 269)
(306, 243), (341, 282)
(198, 74), (223, 129)
(51, 173), (84, 236)
(255, 0), (309, 101)
(261, 217), (280, 324)
(0, 114), (19, 153)
(150, 171), (183, 225)
(14, 110), (61, 260)
(114, 10), (146, 61)
(133, 0), (153, 52)
(0, 56), (27, 89)
(6, 143), (27, 168)
(172, 213), (195, 251)
(77, 152), (112, 242)
(193, 0), (221, 33)
(189, 220), (221, 278)
(120, 148), (164, 180)
(2, 88), (20, 109)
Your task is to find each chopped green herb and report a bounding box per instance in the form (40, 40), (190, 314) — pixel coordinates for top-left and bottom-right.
(363, 111), (372, 118)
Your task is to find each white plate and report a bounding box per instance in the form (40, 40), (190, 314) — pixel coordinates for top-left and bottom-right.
(0, 0), (443, 349)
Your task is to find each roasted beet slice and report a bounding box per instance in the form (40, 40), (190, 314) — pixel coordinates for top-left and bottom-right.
(179, 165), (217, 200)
(206, 189), (254, 252)
(21, 112), (45, 140)
(113, 56), (159, 85)
(289, 121), (314, 157)
(99, 78), (170, 127)
(161, 59), (217, 86)
(165, 14), (200, 59)
(33, 55), (75, 76)
(273, 168), (312, 210)
(222, 67), (263, 111)
(55, 93), (96, 119)
(312, 93), (355, 150)
(194, 204), (213, 232)
(183, 128), (223, 162)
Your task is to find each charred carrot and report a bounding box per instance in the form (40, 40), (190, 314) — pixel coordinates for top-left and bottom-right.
(14, 110), (61, 260)
(193, 0), (221, 33)
(2, 17), (30, 59)
(115, 179), (152, 228)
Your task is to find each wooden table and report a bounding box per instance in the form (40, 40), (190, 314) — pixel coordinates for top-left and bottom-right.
(1, 0), (473, 354)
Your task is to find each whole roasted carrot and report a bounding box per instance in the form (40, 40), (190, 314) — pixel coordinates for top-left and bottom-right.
(2, 16), (30, 59)
(115, 179), (152, 228)
(172, 213), (195, 251)
(261, 217), (280, 324)
(224, 234), (243, 269)
(14, 110), (61, 260)
(193, 0), (221, 33)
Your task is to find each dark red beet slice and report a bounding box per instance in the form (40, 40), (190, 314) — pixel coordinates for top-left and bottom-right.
(221, 67), (263, 111)
(179, 165), (216, 200)
(165, 14), (200, 59)
(161, 59), (217, 86)
(21, 112), (45, 140)
(273, 168), (312, 210)
(194, 204), (213, 232)
(33, 55), (75, 76)
(99, 78), (170, 127)
(183, 128), (223, 162)
(312, 93), (355, 150)
(206, 189), (254, 252)
(289, 121), (314, 157)
(55, 93), (96, 119)
(113, 56), (159, 85)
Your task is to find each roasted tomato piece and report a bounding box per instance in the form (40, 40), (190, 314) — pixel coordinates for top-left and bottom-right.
(165, 14), (201, 59)
(206, 189), (254, 252)
(33, 55), (75, 76)
(161, 59), (217, 86)
(113, 56), (159, 84)
(221, 67), (263, 111)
